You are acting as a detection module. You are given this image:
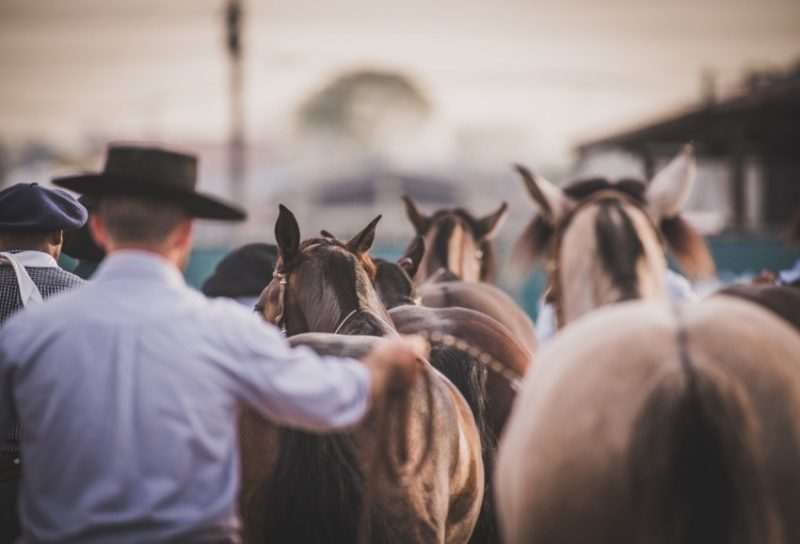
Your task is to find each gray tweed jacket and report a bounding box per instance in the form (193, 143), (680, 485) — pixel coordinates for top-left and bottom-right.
(0, 251), (86, 455)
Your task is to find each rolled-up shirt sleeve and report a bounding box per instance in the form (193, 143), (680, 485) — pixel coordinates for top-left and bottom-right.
(223, 312), (372, 432)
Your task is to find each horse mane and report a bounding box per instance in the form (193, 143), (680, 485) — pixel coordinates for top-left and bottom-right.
(513, 177), (714, 280)
(595, 199), (646, 301)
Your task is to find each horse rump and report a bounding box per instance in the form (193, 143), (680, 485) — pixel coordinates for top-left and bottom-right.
(628, 363), (782, 544)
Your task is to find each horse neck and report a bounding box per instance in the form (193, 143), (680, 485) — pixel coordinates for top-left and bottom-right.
(419, 216), (483, 283)
(558, 199), (668, 326)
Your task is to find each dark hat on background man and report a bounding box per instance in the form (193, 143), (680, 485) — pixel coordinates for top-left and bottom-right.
(62, 196), (106, 261)
(202, 243), (278, 298)
(53, 143), (246, 221)
(0, 183), (88, 231)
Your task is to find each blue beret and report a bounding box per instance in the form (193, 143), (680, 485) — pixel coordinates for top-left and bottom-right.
(0, 183), (88, 231)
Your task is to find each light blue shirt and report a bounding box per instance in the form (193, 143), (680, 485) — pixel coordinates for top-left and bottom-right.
(0, 251), (371, 543)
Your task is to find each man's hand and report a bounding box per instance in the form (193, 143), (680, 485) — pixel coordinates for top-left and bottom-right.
(361, 335), (428, 397)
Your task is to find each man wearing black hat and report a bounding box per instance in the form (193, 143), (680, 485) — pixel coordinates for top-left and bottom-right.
(0, 144), (424, 544)
(0, 182), (88, 542)
(202, 243), (278, 308)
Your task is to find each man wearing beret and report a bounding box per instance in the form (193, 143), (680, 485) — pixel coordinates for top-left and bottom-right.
(0, 143), (424, 543)
(0, 183), (89, 542)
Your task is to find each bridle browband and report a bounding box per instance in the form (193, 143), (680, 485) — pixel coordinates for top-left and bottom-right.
(545, 189), (664, 330)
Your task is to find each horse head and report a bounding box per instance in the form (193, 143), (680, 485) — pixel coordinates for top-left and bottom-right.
(402, 194), (508, 283)
(514, 144), (715, 328)
(256, 205), (393, 337)
(373, 237), (425, 309)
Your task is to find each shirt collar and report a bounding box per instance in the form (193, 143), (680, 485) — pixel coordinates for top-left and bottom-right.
(92, 250), (186, 289)
(2, 250), (59, 268)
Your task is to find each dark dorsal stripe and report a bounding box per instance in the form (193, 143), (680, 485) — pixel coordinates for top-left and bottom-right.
(595, 199), (646, 302)
(431, 215), (457, 272)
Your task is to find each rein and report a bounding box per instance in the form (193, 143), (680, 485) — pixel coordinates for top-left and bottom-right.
(545, 189), (664, 330)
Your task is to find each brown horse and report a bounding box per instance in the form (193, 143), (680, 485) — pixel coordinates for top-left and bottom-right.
(717, 283), (800, 331)
(512, 145), (715, 329)
(240, 206), (483, 544)
(326, 229), (531, 544)
(402, 194), (508, 283)
(496, 145), (800, 543)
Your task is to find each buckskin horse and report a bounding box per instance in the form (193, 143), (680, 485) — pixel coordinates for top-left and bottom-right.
(399, 202), (538, 355)
(495, 146), (800, 543)
(240, 206), (483, 544)
(512, 144), (715, 329)
(401, 194), (508, 283)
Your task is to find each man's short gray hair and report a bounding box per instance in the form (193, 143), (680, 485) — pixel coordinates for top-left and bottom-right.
(97, 196), (189, 244)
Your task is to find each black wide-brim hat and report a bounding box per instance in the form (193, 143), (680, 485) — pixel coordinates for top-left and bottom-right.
(202, 243), (278, 298)
(53, 144), (246, 221)
(62, 196), (106, 262)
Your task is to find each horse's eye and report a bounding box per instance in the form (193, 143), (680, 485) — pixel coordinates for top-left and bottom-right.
(253, 305), (264, 314)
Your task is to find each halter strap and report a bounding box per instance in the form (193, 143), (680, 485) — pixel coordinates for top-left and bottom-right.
(272, 268), (289, 334)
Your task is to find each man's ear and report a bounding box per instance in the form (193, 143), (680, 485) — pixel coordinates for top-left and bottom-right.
(346, 215), (381, 255)
(51, 230), (64, 246)
(89, 215), (110, 251)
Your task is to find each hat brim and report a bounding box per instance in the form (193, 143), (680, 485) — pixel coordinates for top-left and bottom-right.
(53, 174), (246, 221)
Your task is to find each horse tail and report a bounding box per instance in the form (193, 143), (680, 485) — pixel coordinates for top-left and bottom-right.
(629, 334), (781, 544)
(428, 344), (497, 543)
(261, 430), (393, 543)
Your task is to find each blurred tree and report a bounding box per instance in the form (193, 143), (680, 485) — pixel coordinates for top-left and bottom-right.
(297, 69), (432, 153)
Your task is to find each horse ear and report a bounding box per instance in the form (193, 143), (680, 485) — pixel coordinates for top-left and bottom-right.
(346, 215), (381, 255)
(320, 229), (336, 239)
(646, 144), (695, 221)
(514, 164), (569, 224)
(275, 204), (301, 264)
(401, 194), (431, 234)
(475, 202), (509, 240)
(398, 236), (425, 278)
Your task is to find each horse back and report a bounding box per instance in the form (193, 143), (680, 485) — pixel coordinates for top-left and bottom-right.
(418, 281), (538, 357)
(496, 298), (800, 544)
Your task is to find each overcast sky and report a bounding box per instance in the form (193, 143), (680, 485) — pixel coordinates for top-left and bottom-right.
(1, 0), (799, 164)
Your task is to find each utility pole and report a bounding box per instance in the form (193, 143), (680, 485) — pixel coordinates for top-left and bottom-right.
(226, 0), (245, 206)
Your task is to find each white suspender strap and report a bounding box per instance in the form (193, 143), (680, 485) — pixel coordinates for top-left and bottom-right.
(0, 251), (44, 307)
